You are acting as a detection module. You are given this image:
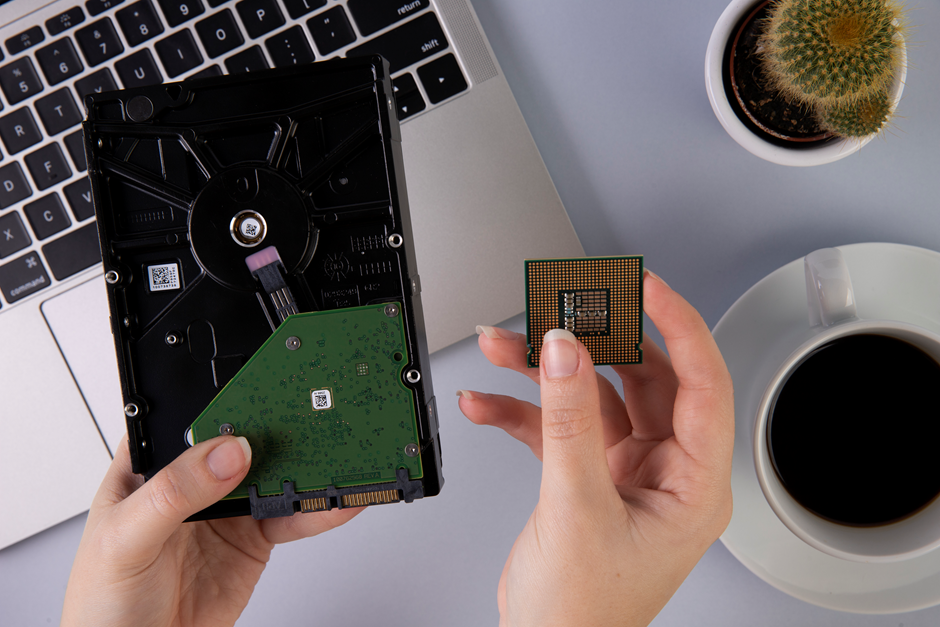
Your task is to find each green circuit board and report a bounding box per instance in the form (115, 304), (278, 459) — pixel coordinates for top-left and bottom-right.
(190, 303), (423, 500)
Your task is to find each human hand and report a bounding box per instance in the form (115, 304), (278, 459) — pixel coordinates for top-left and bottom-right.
(61, 436), (362, 627)
(458, 271), (734, 627)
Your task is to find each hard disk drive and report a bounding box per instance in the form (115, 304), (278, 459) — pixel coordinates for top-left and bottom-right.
(85, 57), (442, 520)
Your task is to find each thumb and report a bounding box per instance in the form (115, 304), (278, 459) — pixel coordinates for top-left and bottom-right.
(112, 436), (252, 555)
(538, 329), (610, 504)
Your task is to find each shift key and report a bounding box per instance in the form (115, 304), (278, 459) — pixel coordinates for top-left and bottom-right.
(0, 251), (51, 303)
(347, 12), (447, 74)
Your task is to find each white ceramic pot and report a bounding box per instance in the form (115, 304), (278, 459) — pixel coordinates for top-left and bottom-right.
(704, 0), (907, 167)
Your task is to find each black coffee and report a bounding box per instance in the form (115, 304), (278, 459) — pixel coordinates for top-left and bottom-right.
(769, 334), (940, 526)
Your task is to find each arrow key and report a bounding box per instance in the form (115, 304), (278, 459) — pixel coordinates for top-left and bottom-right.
(417, 53), (466, 104)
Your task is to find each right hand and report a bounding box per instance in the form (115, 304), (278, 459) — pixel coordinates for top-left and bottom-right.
(458, 271), (735, 626)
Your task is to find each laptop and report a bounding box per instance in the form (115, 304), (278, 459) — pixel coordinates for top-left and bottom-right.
(0, 0), (583, 549)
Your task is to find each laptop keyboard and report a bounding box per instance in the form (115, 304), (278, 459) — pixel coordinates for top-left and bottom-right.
(0, 0), (469, 312)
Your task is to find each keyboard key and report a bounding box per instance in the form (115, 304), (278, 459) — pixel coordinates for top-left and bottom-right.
(0, 58), (43, 105)
(395, 89), (425, 120)
(207, 0), (227, 6)
(237, 0), (285, 39)
(43, 222), (102, 281)
(75, 67), (117, 98)
(155, 29), (203, 77)
(86, 0), (126, 16)
(0, 163), (32, 208)
(347, 0), (429, 37)
(196, 9), (244, 58)
(25, 144), (72, 191)
(47, 7), (88, 36)
(25, 194), (72, 240)
(115, 49), (163, 87)
(35, 88), (83, 136)
(0, 251), (51, 303)
(307, 6), (356, 56)
(35, 39), (85, 86)
(265, 25), (314, 68)
(6, 26), (45, 56)
(283, 0), (325, 20)
(225, 46), (268, 74)
(64, 130), (87, 172)
(0, 108), (42, 155)
(189, 64), (222, 79)
(392, 72), (424, 120)
(157, 0), (205, 27)
(64, 177), (95, 220)
(76, 18), (125, 66)
(117, 0), (165, 47)
(417, 53), (466, 104)
(0, 212), (31, 258)
(347, 12), (447, 74)
(393, 71), (418, 96)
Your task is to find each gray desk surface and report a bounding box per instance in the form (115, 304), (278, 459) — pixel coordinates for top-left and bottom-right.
(3, 0), (940, 625)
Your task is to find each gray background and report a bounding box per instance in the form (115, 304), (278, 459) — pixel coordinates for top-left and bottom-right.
(3, 0), (940, 624)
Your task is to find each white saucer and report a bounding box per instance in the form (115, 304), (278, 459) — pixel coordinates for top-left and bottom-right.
(713, 243), (940, 614)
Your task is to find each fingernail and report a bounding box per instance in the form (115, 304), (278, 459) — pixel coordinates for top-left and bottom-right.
(542, 329), (580, 379)
(207, 436), (251, 481)
(476, 325), (522, 340)
(644, 269), (670, 289)
(456, 389), (490, 401)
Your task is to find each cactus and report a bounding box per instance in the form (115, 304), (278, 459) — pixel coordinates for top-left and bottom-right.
(760, 0), (905, 110)
(817, 90), (892, 137)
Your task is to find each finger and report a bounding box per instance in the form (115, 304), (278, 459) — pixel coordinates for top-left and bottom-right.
(610, 334), (679, 441)
(260, 506), (364, 545)
(538, 329), (612, 503)
(109, 436), (252, 557)
(476, 326), (540, 384)
(477, 328), (632, 448)
(91, 439), (145, 512)
(642, 271), (734, 471)
(457, 390), (545, 460)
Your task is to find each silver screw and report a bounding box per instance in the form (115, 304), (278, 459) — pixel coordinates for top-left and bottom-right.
(124, 403), (139, 417)
(220, 423), (235, 436)
(384, 304), (399, 318)
(97, 138), (104, 149)
(286, 336), (301, 350)
(387, 233), (403, 248)
(184, 427), (194, 447)
(165, 332), (179, 346)
(105, 270), (119, 284)
(404, 443), (419, 457)
(405, 369), (421, 383)
(123, 316), (131, 328)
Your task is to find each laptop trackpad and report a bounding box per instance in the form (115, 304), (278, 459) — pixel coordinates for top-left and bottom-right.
(41, 276), (124, 457)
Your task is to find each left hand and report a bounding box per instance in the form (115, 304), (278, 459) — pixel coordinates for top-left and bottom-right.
(61, 436), (362, 627)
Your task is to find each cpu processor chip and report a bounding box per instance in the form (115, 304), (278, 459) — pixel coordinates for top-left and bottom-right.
(525, 256), (643, 367)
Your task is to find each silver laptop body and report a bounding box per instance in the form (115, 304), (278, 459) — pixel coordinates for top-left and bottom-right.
(0, 0), (583, 549)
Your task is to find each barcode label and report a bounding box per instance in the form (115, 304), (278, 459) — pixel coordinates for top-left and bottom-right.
(148, 263), (180, 291)
(311, 388), (333, 410)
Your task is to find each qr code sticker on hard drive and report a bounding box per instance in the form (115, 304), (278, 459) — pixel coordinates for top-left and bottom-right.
(311, 388), (333, 410)
(147, 263), (181, 291)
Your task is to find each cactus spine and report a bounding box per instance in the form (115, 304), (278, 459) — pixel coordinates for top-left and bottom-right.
(759, 0), (906, 137)
(818, 90), (892, 137)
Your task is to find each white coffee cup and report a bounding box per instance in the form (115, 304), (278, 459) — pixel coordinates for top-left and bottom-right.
(753, 248), (940, 563)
